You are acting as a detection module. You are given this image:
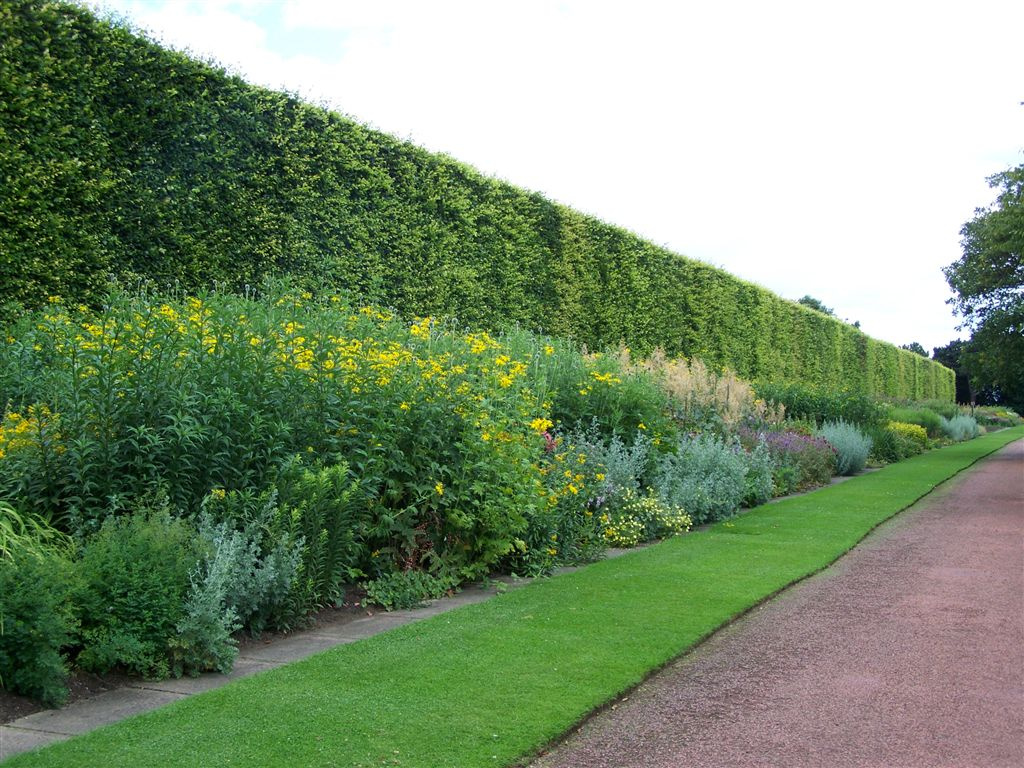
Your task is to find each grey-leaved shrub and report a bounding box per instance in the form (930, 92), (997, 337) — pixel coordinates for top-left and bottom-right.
(652, 434), (747, 525)
(170, 550), (241, 678)
(193, 489), (303, 636)
(817, 420), (872, 475)
(940, 414), (979, 442)
(171, 487), (305, 676)
(569, 427), (651, 502)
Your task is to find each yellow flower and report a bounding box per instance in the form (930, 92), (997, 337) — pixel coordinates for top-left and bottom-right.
(637, 422), (647, 430)
(399, 402), (411, 411)
(544, 344), (555, 356)
(595, 473), (606, 481)
(529, 417), (553, 434)
(435, 481), (444, 496)
(410, 317), (432, 339)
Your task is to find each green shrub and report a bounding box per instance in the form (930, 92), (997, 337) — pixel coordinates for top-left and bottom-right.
(506, 436), (606, 576)
(817, 421), (872, 475)
(886, 421), (929, 449)
(0, 506), (77, 706)
(270, 459), (368, 625)
(652, 435), (747, 525)
(0, 552), (77, 706)
(362, 570), (458, 611)
(0, 288), (548, 583)
(75, 501), (202, 678)
(741, 441), (776, 507)
(915, 399), (960, 420)
(754, 383), (886, 428)
(887, 406), (944, 439)
(940, 414), (979, 442)
(868, 424), (922, 464)
(541, 347), (674, 446)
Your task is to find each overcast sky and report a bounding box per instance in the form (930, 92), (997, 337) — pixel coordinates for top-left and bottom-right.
(88, 0), (1023, 353)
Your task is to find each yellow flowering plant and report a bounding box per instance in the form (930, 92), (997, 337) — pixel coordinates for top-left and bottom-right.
(0, 283), (691, 601)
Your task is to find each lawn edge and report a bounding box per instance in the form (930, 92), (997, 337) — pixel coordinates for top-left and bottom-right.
(5, 429), (1022, 768)
(516, 428), (1024, 766)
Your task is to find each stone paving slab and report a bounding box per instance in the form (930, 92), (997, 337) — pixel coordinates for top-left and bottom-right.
(0, 727), (69, 762)
(237, 631), (360, 664)
(124, 658), (278, 695)
(12, 688), (186, 737)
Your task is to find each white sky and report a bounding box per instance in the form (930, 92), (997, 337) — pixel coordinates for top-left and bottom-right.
(88, 0), (1024, 353)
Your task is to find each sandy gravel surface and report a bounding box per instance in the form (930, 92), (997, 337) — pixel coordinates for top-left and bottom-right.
(531, 439), (1024, 768)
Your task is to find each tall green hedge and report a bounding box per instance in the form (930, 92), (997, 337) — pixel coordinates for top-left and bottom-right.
(0, 0), (954, 401)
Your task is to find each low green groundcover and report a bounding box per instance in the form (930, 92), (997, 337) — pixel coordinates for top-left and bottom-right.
(8, 427), (1021, 768)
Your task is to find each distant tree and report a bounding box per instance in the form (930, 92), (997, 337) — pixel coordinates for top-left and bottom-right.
(901, 342), (928, 357)
(932, 340), (976, 405)
(797, 295), (834, 315)
(944, 163), (1024, 413)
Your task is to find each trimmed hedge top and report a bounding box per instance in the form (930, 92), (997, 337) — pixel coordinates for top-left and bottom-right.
(0, 0), (953, 400)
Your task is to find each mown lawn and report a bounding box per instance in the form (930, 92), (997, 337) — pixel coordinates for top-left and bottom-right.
(8, 427), (1022, 768)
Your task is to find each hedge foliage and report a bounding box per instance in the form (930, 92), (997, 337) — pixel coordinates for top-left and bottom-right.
(0, 0), (953, 401)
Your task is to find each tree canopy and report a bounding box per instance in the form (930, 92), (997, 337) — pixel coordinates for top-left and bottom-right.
(901, 342), (928, 357)
(944, 163), (1024, 412)
(797, 295), (834, 315)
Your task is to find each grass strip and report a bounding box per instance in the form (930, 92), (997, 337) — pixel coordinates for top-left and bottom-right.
(8, 427), (1022, 768)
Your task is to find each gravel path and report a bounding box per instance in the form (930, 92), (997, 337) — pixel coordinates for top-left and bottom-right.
(531, 439), (1024, 768)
